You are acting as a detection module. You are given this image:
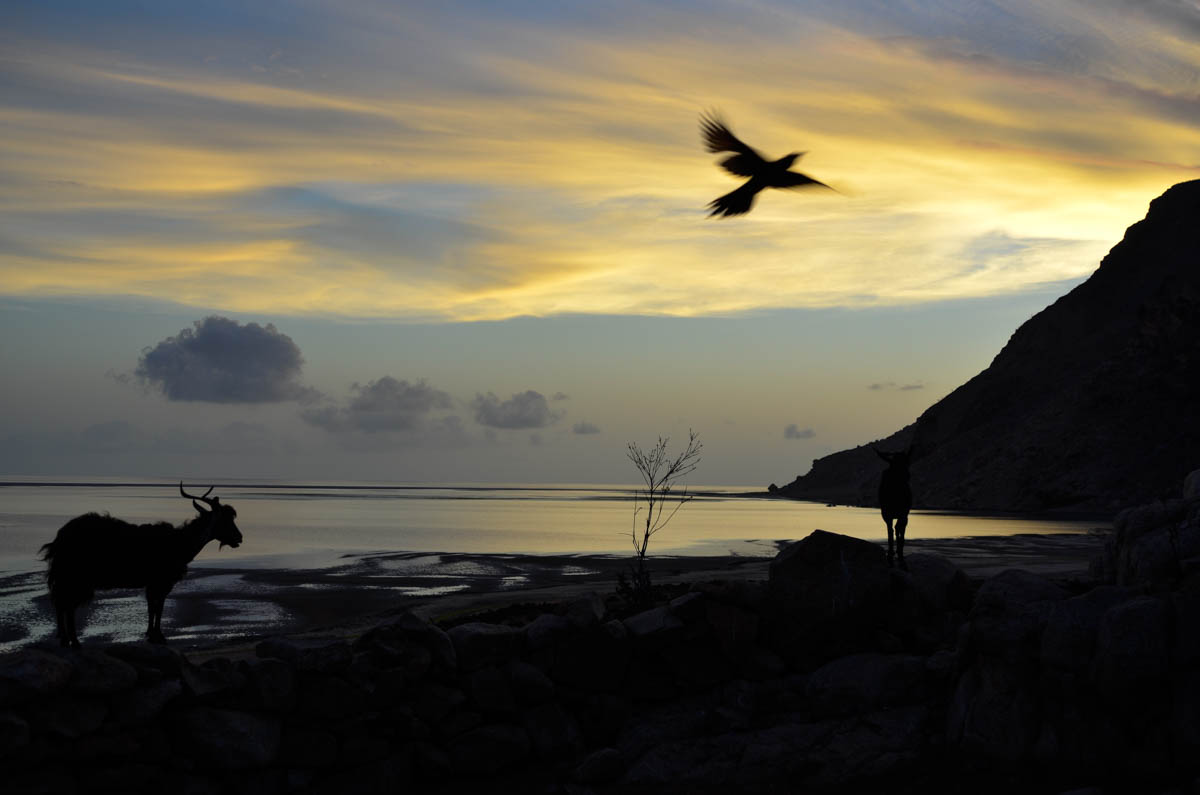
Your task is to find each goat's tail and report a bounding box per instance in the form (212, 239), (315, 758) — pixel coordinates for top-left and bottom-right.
(39, 540), (60, 600)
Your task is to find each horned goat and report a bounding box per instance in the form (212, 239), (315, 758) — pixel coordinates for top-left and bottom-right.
(40, 483), (242, 647)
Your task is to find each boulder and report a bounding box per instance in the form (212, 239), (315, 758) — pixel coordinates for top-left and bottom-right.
(623, 606), (683, 639)
(171, 707), (281, 770)
(467, 666), (516, 714)
(247, 658), (295, 713)
(66, 649), (137, 695)
(0, 649), (75, 707)
(0, 710), (30, 757)
(449, 724), (530, 775)
(447, 623), (519, 671)
(903, 553), (971, 613)
(296, 673), (368, 720)
(567, 593), (606, 628)
(1041, 586), (1133, 670)
(506, 660), (554, 705)
(948, 656), (1039, 761)
(109, 679), (182, 727)
(1184, 469), (1200, 500)
(551, 620), (630, 691)
(255, 638), (351, 673)
(804, 653), (927, 717)
(573, 747), (624, 785)
(1091, 595), (1170, 709)
(969, 569), (1068, 663)
(767, 530), (891, 666)
(703, 601), (759, 659)
(521, 701), (581, 758)
(25, 694), (107, 738)
(524, 614), (571, 651)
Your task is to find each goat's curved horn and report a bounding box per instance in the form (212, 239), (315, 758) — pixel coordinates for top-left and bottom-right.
(179, 482), (217, 506)
(192, 499), (210, 515)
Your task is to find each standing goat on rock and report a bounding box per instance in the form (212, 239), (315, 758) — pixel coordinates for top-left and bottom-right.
(874, 447), (912, 568)
(40, 483), (242, 647)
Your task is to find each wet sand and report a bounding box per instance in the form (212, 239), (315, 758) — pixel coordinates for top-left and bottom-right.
(1, 531), (1108, 657)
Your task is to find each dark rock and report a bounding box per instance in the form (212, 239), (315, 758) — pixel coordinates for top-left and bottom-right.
(0, 650), (74, 707)
(1092, 595), (1170, 709)
(903, 553), (971, 613)
(447, 623), (519, 671)
(449, 724), (530, 775)
(970, 569), (1068, 664)
(26, 695), (107, 738)
(805, 653), (927, 717)
(296, 673), (368, 720)
(75, 731), (141, 761)
(524, 613), (571, 651)
(65, 650), (137, 695)
(468, 666), (516, 713)
(948, 656), (1039, 761)
(255, 638), (351, 673)
(181, 659), (245, 699)
(570, 692), (632, 746)
(573, 747), (624, 785)
(280, 726), (338, 768)
(436, 708), (482, 739)
(307, 754), (409, 795)
(171, 707), (280, 770)
(246, 659), (294, 713)
(617, 702), (710, 760)
(103, 643), (183, 680)
(507, 660), (554, 705)
(108, 679), (182, 727)
(551, 621), (630, 692)
(768, 530), (891, 666)
(623, 606), (683, 639)
(0, 709), (30, 757)
(407, 682), (465, 723)
(668, 591), (706, 622)
(522, 701), (582, 758)
(392, 612), (457, 670)
(1041, 586), (1133, 670)
(704, 601), (759, 659)
(1173, 584), (1200, 668)
(566, 593), (606, 628)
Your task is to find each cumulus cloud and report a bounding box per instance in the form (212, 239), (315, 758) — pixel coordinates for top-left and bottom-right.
(472, 390), (562, 429)
(572, 421), (601, 435)
(303, 376), (453, 433)
(784, 424), (816, 440)
(136, 316), (315, 403)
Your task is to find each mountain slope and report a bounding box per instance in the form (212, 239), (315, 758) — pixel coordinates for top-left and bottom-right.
(776, 180), (1200, 513)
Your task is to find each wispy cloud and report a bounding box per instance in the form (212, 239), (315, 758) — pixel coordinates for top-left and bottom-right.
(2, 1), (1197, 319)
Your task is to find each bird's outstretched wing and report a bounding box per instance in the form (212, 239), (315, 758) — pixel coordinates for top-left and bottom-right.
(778, 171), (833, 190)
(708, 180), (764, 217)
(701, 112), (766, 175)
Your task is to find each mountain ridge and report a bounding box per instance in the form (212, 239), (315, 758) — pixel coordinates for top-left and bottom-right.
(774, 180), (1200, 514)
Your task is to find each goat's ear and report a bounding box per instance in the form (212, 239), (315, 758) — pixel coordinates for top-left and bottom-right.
(193, 500), (210, 515)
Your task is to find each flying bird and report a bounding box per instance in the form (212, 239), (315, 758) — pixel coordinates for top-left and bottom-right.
(701, 112), (832, 217)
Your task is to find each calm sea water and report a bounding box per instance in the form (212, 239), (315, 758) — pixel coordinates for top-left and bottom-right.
(0, 477), (1104, 650)
(0, 476), (1101, 574)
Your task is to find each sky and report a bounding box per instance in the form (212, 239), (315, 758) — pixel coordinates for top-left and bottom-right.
(1, 0), (1198, 486)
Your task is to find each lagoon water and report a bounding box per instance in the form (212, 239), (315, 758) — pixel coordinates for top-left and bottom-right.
(0, 477), (1103, 650)
(0, 476), (1100, 573)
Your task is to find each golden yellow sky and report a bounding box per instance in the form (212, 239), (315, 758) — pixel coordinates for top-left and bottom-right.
(3, 1), (1198, 321)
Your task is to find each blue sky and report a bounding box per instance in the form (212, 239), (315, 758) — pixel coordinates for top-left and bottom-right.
(1, 1), (1197, 484)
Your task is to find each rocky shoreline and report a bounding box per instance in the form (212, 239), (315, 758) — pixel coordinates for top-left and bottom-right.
(2, 483), (1197, 794)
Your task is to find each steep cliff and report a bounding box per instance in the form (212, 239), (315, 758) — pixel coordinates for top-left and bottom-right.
(777, 180), (1200, 513)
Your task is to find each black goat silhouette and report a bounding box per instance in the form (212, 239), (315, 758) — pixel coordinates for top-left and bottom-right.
(40, 483), (242, 647)
(700, 111), (833, 217)
(874, 447), (912, 567)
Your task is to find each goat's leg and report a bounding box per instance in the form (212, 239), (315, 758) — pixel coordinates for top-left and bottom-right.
(146, 587), (168, 644)
(884, 517), (895, 566)
(65, 605), (80, 649)
(895, 513), (908, 571)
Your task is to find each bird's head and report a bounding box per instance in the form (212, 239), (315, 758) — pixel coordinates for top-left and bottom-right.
(782, 152), (805, 168)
